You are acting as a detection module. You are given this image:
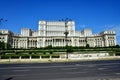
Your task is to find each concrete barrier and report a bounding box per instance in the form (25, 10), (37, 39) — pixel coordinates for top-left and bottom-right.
(0, 53), (120, 63)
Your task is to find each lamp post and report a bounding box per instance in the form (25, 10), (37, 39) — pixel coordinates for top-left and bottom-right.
(62, 18), (72, 59)
(64, 22), (69, 59)
(0, 18), (7, 26)
(0, 18), (3, 25)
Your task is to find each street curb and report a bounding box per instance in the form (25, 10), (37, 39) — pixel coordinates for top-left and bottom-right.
(0, 57), (120, 64)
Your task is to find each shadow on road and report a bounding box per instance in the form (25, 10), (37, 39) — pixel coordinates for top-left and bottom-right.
(4, 77), (13, 80)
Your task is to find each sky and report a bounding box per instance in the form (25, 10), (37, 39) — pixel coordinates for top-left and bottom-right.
(0, 0), (120, 44)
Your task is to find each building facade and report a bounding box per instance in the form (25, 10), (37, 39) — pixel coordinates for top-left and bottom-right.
(0, 20), (117, 48)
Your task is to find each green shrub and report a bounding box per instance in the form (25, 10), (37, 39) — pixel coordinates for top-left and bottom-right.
(66, 46), (73, 52)
(41, 56), (50, 58)
(109, 53), (114, 56)
(115, 52), (120, 56)
(11, 55), (19, 59)
(86, 44), (90, 48)
(49, 51), (53, 54)
(43, 51), (46, 54)
(1, 55), (9, 59)
(52, 56), (59, 58)
(21, 55), (29, 59)
(31, 54), (40, 58)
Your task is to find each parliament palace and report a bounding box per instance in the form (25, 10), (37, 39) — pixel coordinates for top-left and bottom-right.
(0, 20), (116, 48)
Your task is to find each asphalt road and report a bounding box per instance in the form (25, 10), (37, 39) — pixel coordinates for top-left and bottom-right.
(0, 60), (120, 80)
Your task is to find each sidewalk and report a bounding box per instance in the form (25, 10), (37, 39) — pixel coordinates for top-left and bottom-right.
(0, 56), (120, 64)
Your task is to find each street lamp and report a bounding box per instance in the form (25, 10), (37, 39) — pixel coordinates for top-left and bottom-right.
(0, 18), (7, 26)
(61, 18), (72, 59)
(0, 18), (3, 25)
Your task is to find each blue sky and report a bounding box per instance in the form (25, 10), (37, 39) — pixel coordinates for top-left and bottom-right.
(0, 0), (120, 44)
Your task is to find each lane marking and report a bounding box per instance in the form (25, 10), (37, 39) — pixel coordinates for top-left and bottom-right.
(61, 68), (78, 70)
(12, 69), (30, 72)
(75, 64), (80, 66)
(1, 74), (26, 77)
(98, 68), (107, 70)
(67, 71), (87, 74)
(104, 65), (118, 68)
(114, 73), (120, 75)
(88, 65), (95, 67)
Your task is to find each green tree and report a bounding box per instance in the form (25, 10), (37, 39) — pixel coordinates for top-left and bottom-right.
(0, 41), (12, 49)
(115, 45), (120, 48)
(0, 41), (5, 49)
(86, 44), (90, 48)
(66, 46), (73, 53)
(6, 43), (12, 49)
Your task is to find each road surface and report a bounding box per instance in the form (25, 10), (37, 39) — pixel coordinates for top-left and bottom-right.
(0, 60), (120, 80)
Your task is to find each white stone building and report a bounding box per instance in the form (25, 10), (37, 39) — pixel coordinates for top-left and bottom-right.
(0, 20), (117, 48)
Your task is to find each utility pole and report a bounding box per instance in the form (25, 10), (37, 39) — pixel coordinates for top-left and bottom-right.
(62, 18), (72, 59)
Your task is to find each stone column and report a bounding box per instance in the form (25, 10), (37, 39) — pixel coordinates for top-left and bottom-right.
(104, 35), (109, 47)
(42, 38), (45, 47)
(71, 37), (74, 46)
(29, 56), (32, 61)
(39, 55), (41, 60)
(114, 36), (117, 46)
(53, 38), (55, 46)
(59, 55), (61, 60)
(63, 39), (65, 46)
(50, 55), (52, 60)
(63, 39), (64, 46)
(60, 39), (62, 46)
(55, 39), (56, 46)
(32, 40), (34, 47)
(52, 38), (53, 46)
(9, 57), (11, 63)
(102, 41), (104, 47)
(58, 39), (61, 46)
(32, 40), (33, 47)
(30, 40), (32, 48)
(19, 56), (21, 61)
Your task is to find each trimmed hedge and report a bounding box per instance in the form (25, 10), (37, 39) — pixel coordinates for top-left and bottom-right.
(1, 55), (9, 59)
(31, 54), (40, 58)
(21, 54), (29, 59)
(52, 56), (60, 58)
(41, 56), (50, 58)
(11, 55), (19, 59)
